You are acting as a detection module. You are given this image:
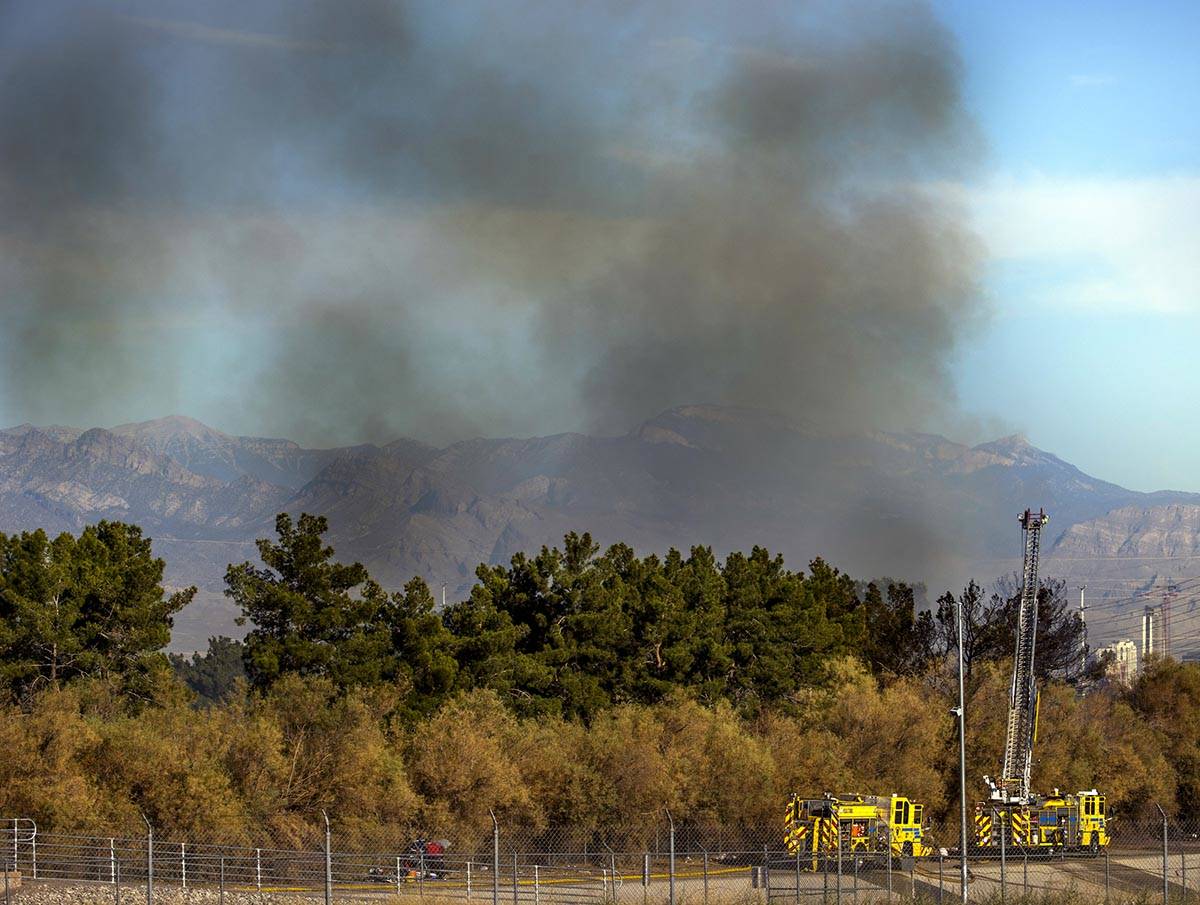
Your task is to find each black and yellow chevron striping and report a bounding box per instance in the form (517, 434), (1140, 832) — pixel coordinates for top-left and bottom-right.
(974, 812), (992, 845)
(1011, 810), (1031, 844)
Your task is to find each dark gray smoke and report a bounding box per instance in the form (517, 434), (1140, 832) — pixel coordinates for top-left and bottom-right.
(0, 0), (981, 445)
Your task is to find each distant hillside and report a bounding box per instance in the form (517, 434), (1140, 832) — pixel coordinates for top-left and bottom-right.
(0, 425), (290, 537)
(109, 415), (339, 488)
(1050, 504), (1200, 651)
(4, 407), (1199, 651)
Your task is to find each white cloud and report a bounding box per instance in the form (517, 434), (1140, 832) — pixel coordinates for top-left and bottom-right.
(964, 174), (1200, 314)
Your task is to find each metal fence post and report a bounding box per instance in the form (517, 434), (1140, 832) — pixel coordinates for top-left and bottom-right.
(324, 810), (333, 905)
(220, 855), (226, 905)
(997, 809), (1005, 905)
(1105, 849), (1110, 905)
(666, 810), (676, 905)
(836, 818), (843, 905)
(642, 852), (649, 905)
(398, 857), (403, 897)
(794, 846), (800, 905)
(467, 859), (472, 900)
(1158, 804), (1170, 905)
(1165, 816), (1171, 905)
(256, 847), (262, 891)
(181, 841), (186, 890)
(109, 837), (115, 884)
(492, 811), (500, 905)
(886, 835), (892, 903)
(512, 853), (518, 905)
(115, 857), (120, 905)
(938, 854), (943, 905)
(142, 813), (153, 905)
(706, 849), (711, 905)
(534, 863), (540, 905)
(5, 858), (10, 905)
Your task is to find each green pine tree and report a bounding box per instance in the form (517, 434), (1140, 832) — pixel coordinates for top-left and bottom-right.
(226, 513), (393, 690)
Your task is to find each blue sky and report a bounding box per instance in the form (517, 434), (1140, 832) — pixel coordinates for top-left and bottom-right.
(933, 1), (1200, 490)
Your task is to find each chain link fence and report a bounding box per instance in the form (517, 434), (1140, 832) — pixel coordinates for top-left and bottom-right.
(3, 814), (1200, 903)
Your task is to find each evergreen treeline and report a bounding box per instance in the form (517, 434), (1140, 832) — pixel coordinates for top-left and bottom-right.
(220, 514), (1088, 718)
(0, 514), (1194, 848)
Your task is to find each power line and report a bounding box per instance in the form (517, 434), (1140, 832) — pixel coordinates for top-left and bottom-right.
(1090, 607), (1200, 649)
(1068, 575), (1200, 611)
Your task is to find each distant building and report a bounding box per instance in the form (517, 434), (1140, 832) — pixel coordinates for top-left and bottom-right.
(1095, 640), (1139, 686)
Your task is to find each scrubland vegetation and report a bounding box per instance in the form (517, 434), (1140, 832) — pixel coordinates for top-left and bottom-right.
(1, 515), (1197, 847)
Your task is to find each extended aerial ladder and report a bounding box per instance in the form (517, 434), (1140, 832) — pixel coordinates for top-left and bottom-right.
(976, 508), (1109, 853)
(988, 508), (1047, 805)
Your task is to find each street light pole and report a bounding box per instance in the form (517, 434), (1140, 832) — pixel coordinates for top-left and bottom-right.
(954, 593), (969, 903)
(1079, 586), (1088, 676)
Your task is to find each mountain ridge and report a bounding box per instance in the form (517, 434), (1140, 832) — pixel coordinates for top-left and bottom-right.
(106, 414), (341, 488)
(4, 407), (1199, 652)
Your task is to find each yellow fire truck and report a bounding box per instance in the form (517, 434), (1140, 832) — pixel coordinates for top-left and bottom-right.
(974, 790), (1109, 854)
(785, 793), (932, 867)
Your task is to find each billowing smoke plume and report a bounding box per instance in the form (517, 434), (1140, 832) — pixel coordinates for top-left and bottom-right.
(0, 1), (980, 444)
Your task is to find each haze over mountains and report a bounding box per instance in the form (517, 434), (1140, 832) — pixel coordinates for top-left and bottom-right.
(3, 406), (1197, 653)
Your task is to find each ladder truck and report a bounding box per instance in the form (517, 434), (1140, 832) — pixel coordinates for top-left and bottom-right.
(974, 509), (1109, 855)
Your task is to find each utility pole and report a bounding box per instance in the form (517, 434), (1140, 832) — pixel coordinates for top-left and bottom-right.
(441, 583), (447, 609)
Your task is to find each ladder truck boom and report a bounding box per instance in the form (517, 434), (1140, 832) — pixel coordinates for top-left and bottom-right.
(995, 508), (1048, 805)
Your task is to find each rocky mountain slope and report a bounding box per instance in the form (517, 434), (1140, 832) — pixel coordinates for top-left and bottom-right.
(108, 415), (338, 488)
(0, 425), (290, 537)
(3, 406), (1198, 651)
(1048, 505), (1200, 649)
(1054, 504), (1200, 559)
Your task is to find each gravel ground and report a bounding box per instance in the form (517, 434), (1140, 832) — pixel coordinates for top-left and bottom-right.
(4, 883), (322, 904)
